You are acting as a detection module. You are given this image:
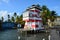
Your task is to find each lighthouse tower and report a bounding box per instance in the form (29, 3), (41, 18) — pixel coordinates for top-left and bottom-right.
(23, 4), (44, 30)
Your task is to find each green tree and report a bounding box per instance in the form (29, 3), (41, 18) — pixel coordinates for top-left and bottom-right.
(50, 11), (57, 22)
(19, 15), (25, 28)
(41, 5), (57, 25)
(41, 5), (51, 25)
(8, 14), (10, 18)
(0, 20), (2, 30)
(16, 15), (25, 26)
(7, 14), (11, 22)
(14, 12), (17, 17)
(14, 12), (17, 22)
(19, 15), (25, 25)
(11, 16), (15, 22)
(16, 16), (20, 23)
(1, 16), (4, 22)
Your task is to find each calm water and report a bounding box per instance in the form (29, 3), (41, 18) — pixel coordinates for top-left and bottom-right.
(0, 29), (60, 40)
(0, 29), (17, 40)
(18, 29), (60, 40)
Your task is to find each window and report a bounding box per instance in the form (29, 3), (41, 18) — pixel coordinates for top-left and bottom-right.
(29, 13), (32, 17)
(36, 25), (38, 28)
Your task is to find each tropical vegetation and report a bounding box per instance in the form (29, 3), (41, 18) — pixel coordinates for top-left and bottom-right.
(41, 5), (57, 25)
(0, 4), (57, 28)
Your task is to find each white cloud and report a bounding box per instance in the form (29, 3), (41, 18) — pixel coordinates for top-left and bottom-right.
(2, 0), (9, 3)
(0, 10), (12, 21)
(0, 11), (8, 17)
(0, 10), (20, 21)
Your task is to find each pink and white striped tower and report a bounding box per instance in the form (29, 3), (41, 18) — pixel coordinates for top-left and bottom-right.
(23, 4), (44, 30)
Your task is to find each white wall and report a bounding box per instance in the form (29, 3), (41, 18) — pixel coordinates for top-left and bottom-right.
(23, 11), (29, 18)
(54, 17), (60, 25)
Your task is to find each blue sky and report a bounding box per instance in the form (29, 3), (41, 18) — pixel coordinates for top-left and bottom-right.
(0, 0), (60, 20)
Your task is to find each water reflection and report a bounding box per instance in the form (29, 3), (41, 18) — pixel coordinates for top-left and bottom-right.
(19, 29), (60, 40)
(19, 32), (49, 40)
(0, 29), (60, 40)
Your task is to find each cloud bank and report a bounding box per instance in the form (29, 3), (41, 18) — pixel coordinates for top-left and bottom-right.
(0, 10), (13, 20)
(0, 10), (20, 21)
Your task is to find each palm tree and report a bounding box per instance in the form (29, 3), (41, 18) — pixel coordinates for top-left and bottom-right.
(8, 14), (10, 18)
(0, 20), (2, 30)
(1, 16), (4, 22)
(11, 16), (15, 22)
(14, 12), (17, 17)
(14, 12), (17, 22)
(19, 15), (25, 28)
(7, 14), (10, 22)
(16, 16), (20, 23)
(50, 11), (57, 22)
(41, 5), (51, 25)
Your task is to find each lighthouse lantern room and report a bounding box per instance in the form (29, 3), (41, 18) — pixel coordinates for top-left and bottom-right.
(23, 4), (44, 30)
